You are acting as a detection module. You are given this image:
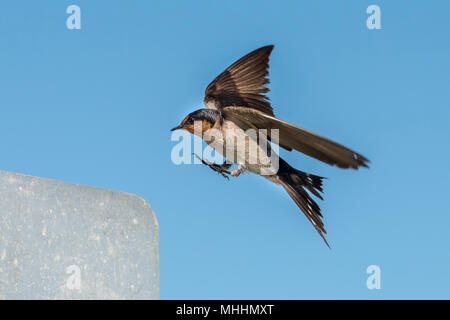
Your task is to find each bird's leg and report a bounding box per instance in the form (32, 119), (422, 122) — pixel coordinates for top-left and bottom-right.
(230, 164), (246, 177)
(193, 154), (232, 180)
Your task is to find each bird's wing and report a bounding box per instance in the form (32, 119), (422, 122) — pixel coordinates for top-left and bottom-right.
(204, 45), (275, 116)
(222, 107), (370, 169)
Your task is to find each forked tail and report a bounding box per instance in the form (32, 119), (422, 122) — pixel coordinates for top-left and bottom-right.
(277, 158), (329, 248)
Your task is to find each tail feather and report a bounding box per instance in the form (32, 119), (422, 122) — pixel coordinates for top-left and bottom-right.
(277, 158), (329, 248)
(292, 170), (325, 200)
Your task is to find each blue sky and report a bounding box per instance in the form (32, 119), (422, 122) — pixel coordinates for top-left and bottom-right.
(1, 1), (449, 299)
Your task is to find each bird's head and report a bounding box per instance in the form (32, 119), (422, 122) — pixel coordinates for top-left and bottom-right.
(171, 109), (220, 135)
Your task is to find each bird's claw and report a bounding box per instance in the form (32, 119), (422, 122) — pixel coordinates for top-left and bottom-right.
(193, 154), (231, 180)
(230, 169), (241, 177)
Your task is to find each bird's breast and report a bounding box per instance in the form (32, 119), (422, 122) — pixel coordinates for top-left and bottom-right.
(202, 120), (279, 175)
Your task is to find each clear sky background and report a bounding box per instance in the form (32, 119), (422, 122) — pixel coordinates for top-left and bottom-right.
(0, 1), (449, 299)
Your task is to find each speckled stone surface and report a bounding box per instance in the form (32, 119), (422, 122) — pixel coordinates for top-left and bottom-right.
(0, 170), (159, 299)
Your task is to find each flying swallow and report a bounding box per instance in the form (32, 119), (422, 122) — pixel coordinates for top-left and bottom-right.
(171, 45), (369, 247)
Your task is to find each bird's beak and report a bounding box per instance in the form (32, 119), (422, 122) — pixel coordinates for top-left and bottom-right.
(170, 125), (182, 132)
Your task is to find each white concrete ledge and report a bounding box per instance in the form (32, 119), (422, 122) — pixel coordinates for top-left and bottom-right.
(0, 170), (159, 299)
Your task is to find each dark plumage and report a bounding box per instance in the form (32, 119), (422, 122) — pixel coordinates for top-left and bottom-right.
(204, 45), (274, 116)
(277, 158), (329, 247)
(188, 109), (220, 124)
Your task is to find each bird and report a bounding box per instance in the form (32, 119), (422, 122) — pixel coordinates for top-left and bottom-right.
(171, 45), (369, 247)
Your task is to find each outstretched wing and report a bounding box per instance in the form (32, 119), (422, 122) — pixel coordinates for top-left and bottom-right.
(204, 45), (275, 116)
(222, 107), (370, 169)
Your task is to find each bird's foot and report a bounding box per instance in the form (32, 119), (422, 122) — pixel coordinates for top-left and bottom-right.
(230, 165), (245, 177)
(230, 169), (240, 177)
(193, 154), (232, 180)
